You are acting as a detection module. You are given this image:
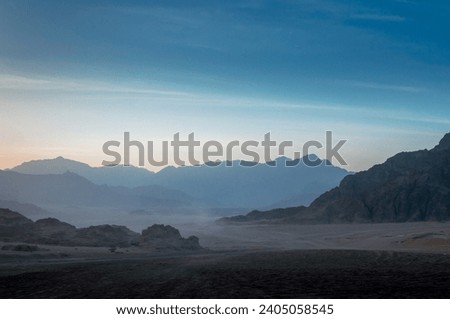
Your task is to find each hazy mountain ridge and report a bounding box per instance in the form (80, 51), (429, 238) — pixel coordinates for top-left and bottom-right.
(222, 132), (450, 223)
(11, 156), (155, 187)
(11, 155), (349, 209)
(152, 156), (349, 208)
(0, 170), (199, 210)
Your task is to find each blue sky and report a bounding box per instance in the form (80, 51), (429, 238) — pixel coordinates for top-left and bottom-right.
(0, 0), (449, 171)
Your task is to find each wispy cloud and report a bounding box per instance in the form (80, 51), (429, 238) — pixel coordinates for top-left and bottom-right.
(0, 74), (192, 97)
(389, 115), (450, 125)
(0, 75), (51, 88)
(1, 74), (447, 128)
(349, 14), (406, 22)
(341, 80), (426, 93)
(174, 93), (450, 126)
(277, 101), (450, 126)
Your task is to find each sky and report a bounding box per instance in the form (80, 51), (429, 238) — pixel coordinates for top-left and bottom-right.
(0, 0), (449, 172)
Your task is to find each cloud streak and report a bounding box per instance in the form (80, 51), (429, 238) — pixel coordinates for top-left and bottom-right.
(1, 73), (447, 128)
(0, 74), (192, 97)
(349, 14), (406, 22)
(341, 80), (426, 93)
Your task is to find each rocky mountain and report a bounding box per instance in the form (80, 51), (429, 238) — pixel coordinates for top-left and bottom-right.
(222, 132), (450, 224)
(10, 155), (349, 209)
(0, 208), (202, 250)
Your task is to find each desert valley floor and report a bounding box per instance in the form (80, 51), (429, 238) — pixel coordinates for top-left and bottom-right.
(1, 222), (450, 298)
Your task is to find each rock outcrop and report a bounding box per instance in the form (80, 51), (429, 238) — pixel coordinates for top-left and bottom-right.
(140, 224), (201, 250)
(0, 208), (202, 250)
(32, 218), (77, 245)
(74, 225), (139, 248)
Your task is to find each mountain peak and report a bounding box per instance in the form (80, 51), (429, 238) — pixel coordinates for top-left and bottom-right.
(12, 157), (91, 175)
(435, 132), (450, 150)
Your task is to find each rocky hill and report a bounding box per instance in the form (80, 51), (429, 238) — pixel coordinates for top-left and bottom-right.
(0, 208), (34, 240)
(141, 224), (201, 250)
(222, 132), (450, 224)
(0, 208), (201, 250)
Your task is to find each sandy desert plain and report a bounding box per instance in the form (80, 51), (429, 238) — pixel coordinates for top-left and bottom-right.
(1, 221), (450, 298)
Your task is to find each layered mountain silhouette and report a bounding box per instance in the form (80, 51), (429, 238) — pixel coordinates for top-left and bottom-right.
(222, 132), (450, 223)
(0, 170), (198, 210)
(12, 156), (155, 188)
(0, 208), (201, 250)
(152, 156), (348, 208)
(9, 155), (348, 210)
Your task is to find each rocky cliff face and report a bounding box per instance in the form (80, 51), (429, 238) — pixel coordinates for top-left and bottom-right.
(222, 133), (450, 224)
(309, 133), (450, 223)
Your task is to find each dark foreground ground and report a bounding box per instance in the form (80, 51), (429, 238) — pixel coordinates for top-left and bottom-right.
(1, 249), (450, 298)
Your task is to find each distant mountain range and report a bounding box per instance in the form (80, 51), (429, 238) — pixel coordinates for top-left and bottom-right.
(222, 132), (450, 223)
(12, 156), (155, 187)
(0, 170), (199, 211)
(7, 155), (349, 210)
